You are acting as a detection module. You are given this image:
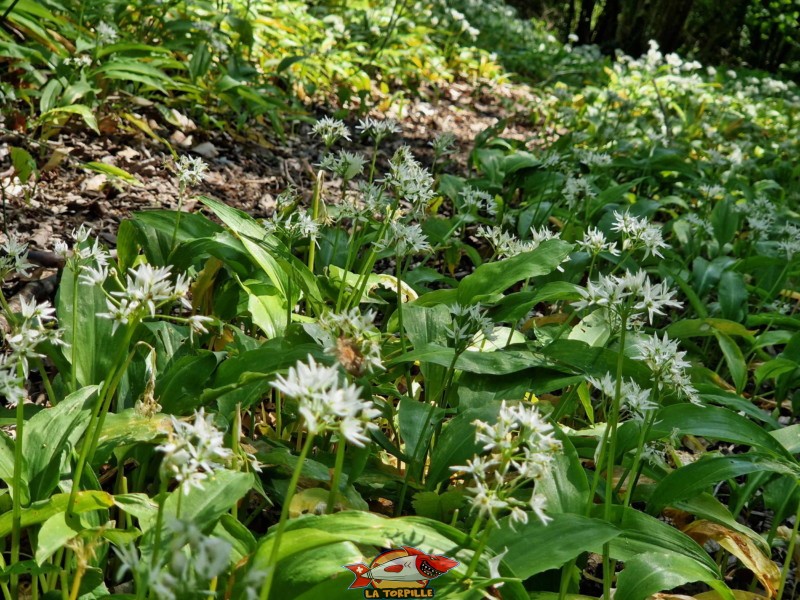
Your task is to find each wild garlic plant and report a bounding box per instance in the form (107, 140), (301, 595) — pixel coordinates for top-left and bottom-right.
(260, 355), (379, 599)
(451, 401), (561, 578)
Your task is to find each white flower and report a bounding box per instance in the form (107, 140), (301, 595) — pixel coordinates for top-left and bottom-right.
(188, 315), (213, 334)
(529, 493), (552, 525)
(577, 227), (619, 256)
(356, 117), (400, 143)
(158, 408), (233, 493)
(79, 264), (109, 286)
(384, 147), (435, 213)
(377, 221), (431, 256)
(0, 365), (26, 409)
(312, 117), (350, 147)
(175, 155), (208, 187)
(304, 309), (382, 375)
(96, 21), (119, 44)
(429, 132), (457, 157)
(319, 150), (366, 181)
(271, 356), (379, 447)
(0, 233), (34, 277)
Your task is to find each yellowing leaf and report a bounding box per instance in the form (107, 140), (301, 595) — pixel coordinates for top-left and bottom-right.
(683, 521), (781, 597)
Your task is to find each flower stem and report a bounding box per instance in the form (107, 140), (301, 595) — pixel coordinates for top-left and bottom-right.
(326, 439), (346, 514)
(777, 491), (800, 600)
(10, 369), (25, 598)
(463, 523), (492, 580)
(308, 171), (323, 272)
(260, 433), (315, 600)
(70, 267), (79, 392)
(602, 316), (629, 600)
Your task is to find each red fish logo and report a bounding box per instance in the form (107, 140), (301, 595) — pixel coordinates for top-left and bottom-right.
(343, 546), (458, 597)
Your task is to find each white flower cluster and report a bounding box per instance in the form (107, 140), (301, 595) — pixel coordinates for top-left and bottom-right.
(477, 225), (561, 259)
(375, 220), (431, 256)
(95, 21), (119, 44)
(634, 333), (699, 403)
(312, 116), (350, 147)
(611, 210), (669, 259)
(573, 270), (682, 327)
(563, 175), (596, 209)
(114, 517), (233, 599)
(576, 226), (620, 256)
(319, 150), (367, 181)
(429, 132), (457, 158)
(356, 117), (401, 143)
(458, 185), (497, 217)
(0, 234), (34, 279)
(587, 373), (657, 421)
(157, 408), (234, 493)
(271, 356), (380, 447)
(303, 308), (383, 376)
(1, 297), (64, 407)
(451, 401), (562, 528)
(55, 225), (109, 268)
(384, 147), (436, 214)
(263, 207), (319, 241)
(97, 264), (200, 334)
(175, 155), (208, 188)
(445, 303), (495, 349)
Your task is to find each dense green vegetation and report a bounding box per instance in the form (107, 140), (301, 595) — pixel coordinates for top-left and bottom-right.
(1, 1), (799, 599)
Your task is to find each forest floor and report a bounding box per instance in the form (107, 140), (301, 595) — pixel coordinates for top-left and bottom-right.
(1, 79), (546, 252)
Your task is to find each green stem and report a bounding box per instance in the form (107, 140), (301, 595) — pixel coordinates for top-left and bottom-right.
(463, 523), (493, 580)
(777, 491), (800, 600)
(70, 267), (79, 392)
(33, 356), (57, 406)
(326, 439), (347, 514)
(170, 186), (186, 252)
(602, 317), (629, 600)
(260, 433), (315, 600)
(10, 371), (25, 599)
(307, 171), (323, 273)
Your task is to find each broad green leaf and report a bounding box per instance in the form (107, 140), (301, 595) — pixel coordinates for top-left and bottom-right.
(155, 351), (221, 414)
(24, 385), (99, 501)
(650, 404), (792, 459)
(616, 551), (732, 600)
(668, 318), (755, 339)
(0, 492), (114, 537)
(537, 427), (589, 514)
(591, 505), (717, 570)
(649, 454), (800, 514)
(487, 513), (619, 578)
(40, 105), (99, 133)
(428, 404), (501, 486)
(163, 470), (254, 529)
(457, 239), (573, 305)
(715, 332), (747, 392)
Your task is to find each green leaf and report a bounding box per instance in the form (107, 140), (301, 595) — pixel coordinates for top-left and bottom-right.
(616, 552), (732, 600)
(10, 147), (37, 182)
(428, 405), (501, 486)
(649, 454), (800, 514)
(83, 161), (142, 186)
(23, 386), (99, 501)
(155, 351), (221, 414)
(487, 513), (620, 579)
(162, 470), (254, 529)
(40, 105), (99, 133)
(537, 427), (589, 514)
(592, 505), (718, 571)
(457, 239), (573, 305)
(715, 332), (747, 392)
(0, 492), (114, 537)
(399, 397), (444, 466)
(667, 318), (755, 339)
(650, 403), (792, 459)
